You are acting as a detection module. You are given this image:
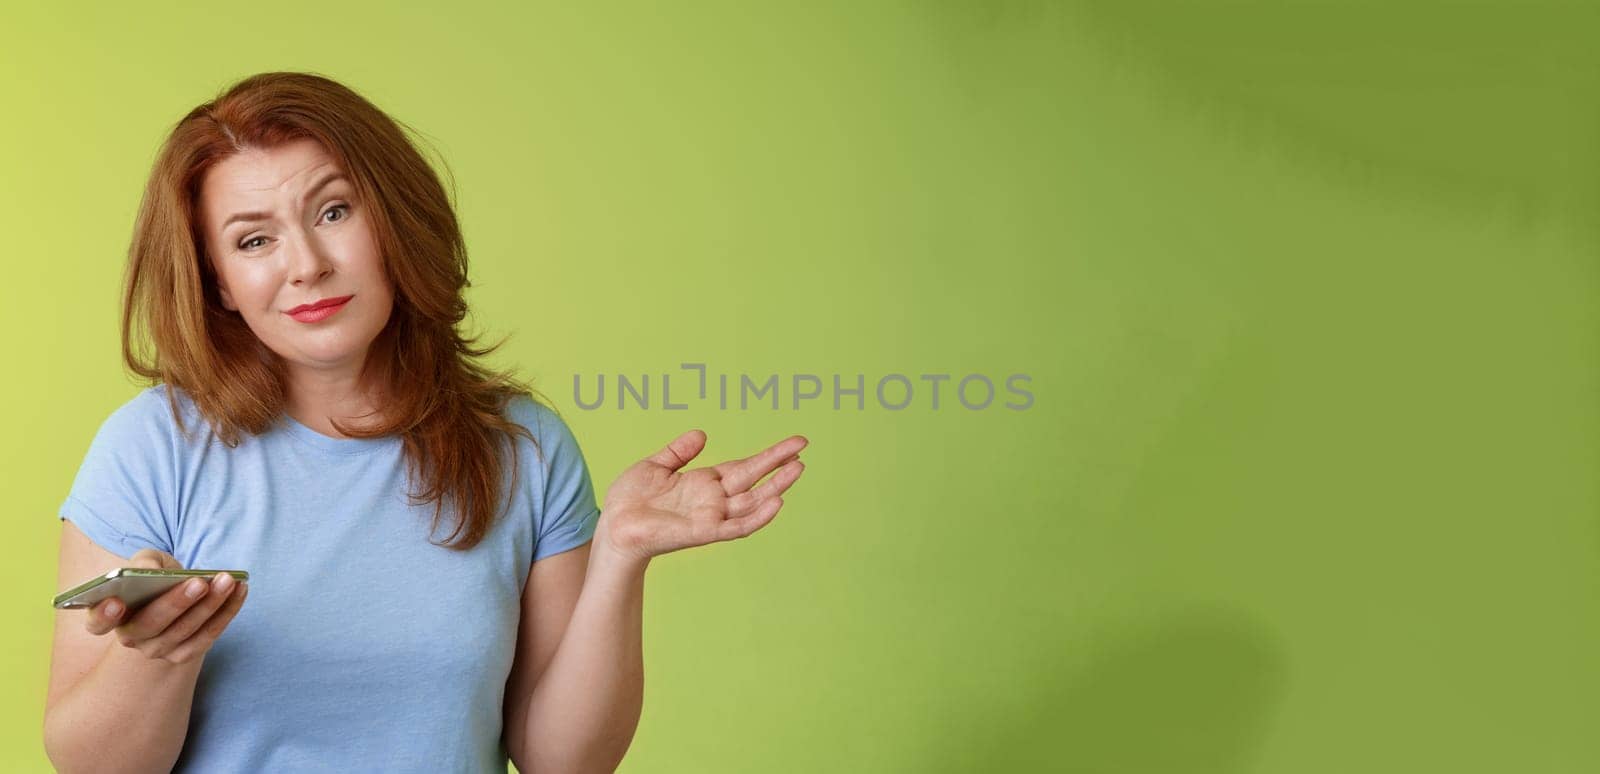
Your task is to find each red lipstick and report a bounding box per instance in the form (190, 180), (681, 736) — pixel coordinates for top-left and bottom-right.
(286, 295), (354, 323)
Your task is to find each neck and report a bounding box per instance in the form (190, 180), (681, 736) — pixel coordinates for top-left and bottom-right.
(283, 360), (386, 439)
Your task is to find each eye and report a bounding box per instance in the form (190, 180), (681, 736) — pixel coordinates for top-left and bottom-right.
(239, 235), (268, 251)
(320, 203), (351, 224)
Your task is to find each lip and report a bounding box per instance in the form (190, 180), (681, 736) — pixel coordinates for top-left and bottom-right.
(285, 294), (354, 323)
(286, 292), (355, 315)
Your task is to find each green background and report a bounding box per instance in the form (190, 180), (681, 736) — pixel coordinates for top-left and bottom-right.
(5, 1), (1598, 771)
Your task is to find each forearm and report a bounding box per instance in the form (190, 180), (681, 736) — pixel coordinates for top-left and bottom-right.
(519, 545), (648, 773)
(44, 643), (202, 774)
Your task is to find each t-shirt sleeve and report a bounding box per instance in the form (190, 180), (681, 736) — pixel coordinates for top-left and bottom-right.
(58, 393), (178, 559)
(526, 400), (601, 562)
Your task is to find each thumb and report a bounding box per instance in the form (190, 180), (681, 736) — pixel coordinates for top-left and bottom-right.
(129, 547), (183, 570)
(644, 429), (707, 472)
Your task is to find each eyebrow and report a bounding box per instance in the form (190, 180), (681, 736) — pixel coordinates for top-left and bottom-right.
(220, 172), (350, 232)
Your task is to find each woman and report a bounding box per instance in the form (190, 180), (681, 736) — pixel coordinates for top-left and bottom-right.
(42, 72), (808, 773)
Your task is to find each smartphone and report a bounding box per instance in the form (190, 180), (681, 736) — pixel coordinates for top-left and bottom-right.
(53, 568), (250, 612)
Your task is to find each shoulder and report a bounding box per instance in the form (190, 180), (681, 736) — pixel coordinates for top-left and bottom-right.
(91, 383), (205, 447)
(76, 384), (227, 477)
(502, 392), (553, 433)
(92, 382), (196, 438)
(501, 393), (587, 467)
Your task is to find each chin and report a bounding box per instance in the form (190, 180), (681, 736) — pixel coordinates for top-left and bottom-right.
(282, 342), (374, 368)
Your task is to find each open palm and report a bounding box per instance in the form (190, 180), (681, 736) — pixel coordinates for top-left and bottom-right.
(598, 430), (808, 563)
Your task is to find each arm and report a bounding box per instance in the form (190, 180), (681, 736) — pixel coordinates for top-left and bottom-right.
(504, 535), (647, 774)
(502, 428), (807, 773)
(43, 522), (247, 774)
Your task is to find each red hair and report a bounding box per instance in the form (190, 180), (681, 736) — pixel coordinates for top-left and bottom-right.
(122, 71), (545, 551)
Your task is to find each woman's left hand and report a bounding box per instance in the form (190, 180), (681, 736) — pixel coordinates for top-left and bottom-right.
(595, 431), (808, 567)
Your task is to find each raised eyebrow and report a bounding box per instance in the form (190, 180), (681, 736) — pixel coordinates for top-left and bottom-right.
(300, 172), (350, 206)
(220, 173), (351, 234)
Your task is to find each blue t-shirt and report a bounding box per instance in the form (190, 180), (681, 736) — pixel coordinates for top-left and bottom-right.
(57, 384), (601, 772)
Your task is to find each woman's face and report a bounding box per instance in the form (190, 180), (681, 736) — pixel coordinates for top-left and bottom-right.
(197, 137), (394, 380)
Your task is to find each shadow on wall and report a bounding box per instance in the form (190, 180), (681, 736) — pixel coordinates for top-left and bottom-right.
(917, 607), (1287, 773)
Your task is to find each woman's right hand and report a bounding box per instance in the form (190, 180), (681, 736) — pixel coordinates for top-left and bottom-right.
(83, 548), (249, 665)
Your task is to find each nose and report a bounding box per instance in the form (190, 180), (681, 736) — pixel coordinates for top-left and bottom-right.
(285, 229), (334, 287)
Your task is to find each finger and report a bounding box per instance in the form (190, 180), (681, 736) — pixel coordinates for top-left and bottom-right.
(116, 576), (212, 645)
(715, 496), (784, 543)
(644, 429), (708, 472)
(84, 596), (126, 636)
(726, 460), (805, 519)
(714, 435), (808, 493)
(139, 573), (237, 659)
(163, 582), (248, 665)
